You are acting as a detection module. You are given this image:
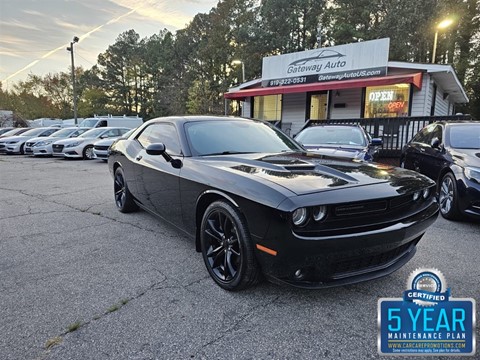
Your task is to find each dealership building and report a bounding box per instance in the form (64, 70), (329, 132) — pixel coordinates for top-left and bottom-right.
(225, 38), (469, 138)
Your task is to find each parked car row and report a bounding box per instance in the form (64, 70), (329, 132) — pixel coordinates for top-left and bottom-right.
(0, 126), (131, 159)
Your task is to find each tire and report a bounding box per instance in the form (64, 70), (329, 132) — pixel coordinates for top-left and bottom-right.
(113, 167), (138, 213)
(200, 200), (260, 291)
(83, 145), (94, 160)
(399, 157), (405, 168)
(438, 172), (460, 220)
(19, 144), (25, 155)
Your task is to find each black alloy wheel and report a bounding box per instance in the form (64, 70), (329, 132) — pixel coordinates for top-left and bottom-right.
(200, 200), (260, 291)
(439, 172), (460, 220)
(114, 167), (138, 213)
(83, 145), (94, 160)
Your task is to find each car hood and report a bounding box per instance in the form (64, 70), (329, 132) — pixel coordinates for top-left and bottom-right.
(302, 145), (366, 159)
(200, 152), (433, 196)
(26, 136), (47, 143)
(449, 148), (480, 168)
(0, 135), (31, 142)
(94, 138), (116, 146)
(55, 138), (89, 145)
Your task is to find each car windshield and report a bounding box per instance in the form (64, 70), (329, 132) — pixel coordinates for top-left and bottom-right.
(50, 128), (77, 137)
(295, 126), (367, 147)
(185, 120), (301, 156)
(19, 128), (49, 137)
(449, 124), (480, 149)
(79, 128), (106, 138)
(1, 128), (28, 137)
(78, 119), (98, 127)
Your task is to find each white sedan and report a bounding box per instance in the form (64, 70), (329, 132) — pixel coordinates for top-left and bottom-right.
(28, 127), (91, 156)
(52, 127), (131, 159)
(2, 127), (60, 154)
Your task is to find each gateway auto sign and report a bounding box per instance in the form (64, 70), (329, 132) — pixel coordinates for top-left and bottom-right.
(262, 38), (390, 87)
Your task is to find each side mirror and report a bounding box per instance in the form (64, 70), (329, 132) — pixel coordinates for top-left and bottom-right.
(431, 137), (441, 150)
(145, 143), (182, 169)
(370, 138), (383, 146)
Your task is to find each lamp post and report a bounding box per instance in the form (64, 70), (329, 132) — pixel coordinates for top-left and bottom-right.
(66, 36), (79, 124)
(432, 19), (453, 64)
(232, 60), (245, 83)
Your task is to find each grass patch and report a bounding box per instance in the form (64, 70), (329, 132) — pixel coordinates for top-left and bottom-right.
(45, 336), (62, 349)
(67, 321), (82, 333)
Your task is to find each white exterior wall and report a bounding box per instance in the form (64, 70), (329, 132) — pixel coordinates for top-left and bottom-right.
(410, 74), (431, 116)
(281, 93), (307, 135)
(329, 88), (363, 119)
(433, 85), (450, 116)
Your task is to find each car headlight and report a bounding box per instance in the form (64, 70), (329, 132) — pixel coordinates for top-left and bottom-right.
(464, 167), (480, 183)
(7, 140), (18, 144)
(292, 207), (308, 226)
(65, 141), (82, 148)
(313, 206), (327, 221)
(35, 140), (51, 147)
(412, 191), (421, 201)
(422, 188), (430, 199)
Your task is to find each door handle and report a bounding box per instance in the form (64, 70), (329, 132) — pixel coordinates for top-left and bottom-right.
(135, 155), (142, 161)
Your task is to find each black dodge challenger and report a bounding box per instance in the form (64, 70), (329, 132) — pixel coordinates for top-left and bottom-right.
(108, 116), (439, 290)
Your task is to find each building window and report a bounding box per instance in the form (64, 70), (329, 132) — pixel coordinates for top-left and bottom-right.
(253, 95), (282, 121)
(364, 84), (410, 118)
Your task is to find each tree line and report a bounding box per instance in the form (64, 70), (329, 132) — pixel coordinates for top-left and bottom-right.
(1, 0), (479, 121)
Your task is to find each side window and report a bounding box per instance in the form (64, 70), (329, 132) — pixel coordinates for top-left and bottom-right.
(42, 129), (57, 136)
(118, 129), (129, 136)
(431, 125), (443, 143)
(98, 120), (107, 127)
(104, 129), (119, 138)
(136, 123), (181, 155)
(412, 124), (436, 145)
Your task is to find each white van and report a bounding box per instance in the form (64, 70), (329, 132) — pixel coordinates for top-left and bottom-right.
(79, 115), (143, 129)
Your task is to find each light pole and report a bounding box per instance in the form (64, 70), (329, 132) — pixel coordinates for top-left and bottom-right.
(66, 36), (79, 124)
(432, 19), (453, 64)
(232, 60), (245, 83)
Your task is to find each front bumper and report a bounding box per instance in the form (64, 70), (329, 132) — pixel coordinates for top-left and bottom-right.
(32, 144), (53, 156)
(93, 148), (108, 160)
(254, 200), (439, 289)
(61, 145), (83, 158)
(6, 143), (23, 154)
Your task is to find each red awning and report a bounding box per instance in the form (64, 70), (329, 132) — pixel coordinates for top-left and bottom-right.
(224, 73), (423, 100)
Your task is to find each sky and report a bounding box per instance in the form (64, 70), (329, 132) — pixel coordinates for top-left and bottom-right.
(0, 0), (219, 89)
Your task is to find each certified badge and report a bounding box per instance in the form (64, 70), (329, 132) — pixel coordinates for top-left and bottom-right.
(378, 268), (476, 356)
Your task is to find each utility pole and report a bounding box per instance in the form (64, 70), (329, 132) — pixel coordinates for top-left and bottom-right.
(66, 36), (79, 125)
(317, 23), (322, 48)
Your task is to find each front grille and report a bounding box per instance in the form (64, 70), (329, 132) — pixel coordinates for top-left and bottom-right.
(334, 200), (387, 216)
(332, 241), (414, 277)
(52, 144), (64, 153)
(94, 145), (109, 151)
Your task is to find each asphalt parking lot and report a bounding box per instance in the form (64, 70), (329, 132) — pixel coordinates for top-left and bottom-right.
(0, 155), (478, 360)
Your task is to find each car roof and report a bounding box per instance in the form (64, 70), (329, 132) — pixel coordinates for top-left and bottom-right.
(147, 115), (254, 125)
(433, 120), (480, 126)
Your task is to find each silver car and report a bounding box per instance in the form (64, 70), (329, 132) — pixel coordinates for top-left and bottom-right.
(2, 127), (60, 155)
(29, 127), (91, 156)
(52, 127), (131, 160)
(92, 128), (136, 161)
